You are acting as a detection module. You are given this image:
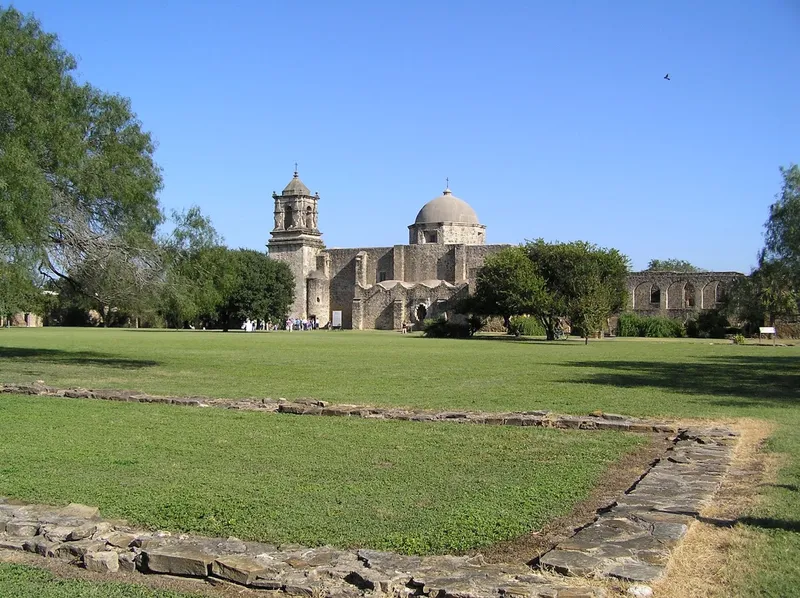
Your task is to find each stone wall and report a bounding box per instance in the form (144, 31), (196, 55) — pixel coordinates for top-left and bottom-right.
(627, 271), (742, 317)
(1, 313), (43, 327)
(353, 281), (470, 330)
(407, 222), (487, 245)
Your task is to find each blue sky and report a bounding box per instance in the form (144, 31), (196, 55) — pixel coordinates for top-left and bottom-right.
(10, 0), (800, 272)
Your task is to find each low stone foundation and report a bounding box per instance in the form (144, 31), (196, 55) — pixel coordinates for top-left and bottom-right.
(0, 382), (738, 594)
(0, 498), (605, 597)
(538, 427), (736, 582)
(0, 382), (680, 434)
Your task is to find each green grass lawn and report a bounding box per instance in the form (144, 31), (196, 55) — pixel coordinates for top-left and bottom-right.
(0, 328), (798, 593)
(0, 564), (202, 597)
(0, 394), (643, 554)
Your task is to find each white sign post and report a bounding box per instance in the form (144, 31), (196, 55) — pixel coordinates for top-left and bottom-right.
(331, 310), (342, 330)
(759, 326), (777, 346)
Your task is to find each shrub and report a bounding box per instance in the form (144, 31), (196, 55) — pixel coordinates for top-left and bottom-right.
(687, 309), (730, 339)
(616, 313), (642, 337)
(423, 317), (471, 339)
(616, 313), (684, 338)
(732, 334), (746, 345)
(508, 316), (545, 337)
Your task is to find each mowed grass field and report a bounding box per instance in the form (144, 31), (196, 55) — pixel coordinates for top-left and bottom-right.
(1, 328), (799, 594)
(0, 394), (643, 554)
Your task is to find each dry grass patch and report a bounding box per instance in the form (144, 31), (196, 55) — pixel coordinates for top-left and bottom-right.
(649, 418), (778, 598)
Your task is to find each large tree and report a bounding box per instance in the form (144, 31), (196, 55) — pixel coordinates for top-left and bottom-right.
(724, 252), (798, 331)
(0, 252), (40, 325)
(159, 207), (229, 328)
(764, 164), (800, 284)
(0, 7), (163, 310)
(469, 241), (629, 341)
(526, 240), (629, 342)
(217, 250), (294, 331)
(646, 259), (706, 272)
(470, 247), (546, 326)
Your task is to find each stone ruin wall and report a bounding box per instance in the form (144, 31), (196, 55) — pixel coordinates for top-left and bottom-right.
(627, 271), (743, 318)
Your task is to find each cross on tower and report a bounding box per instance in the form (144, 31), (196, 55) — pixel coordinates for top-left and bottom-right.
(446, 177), (449, 189)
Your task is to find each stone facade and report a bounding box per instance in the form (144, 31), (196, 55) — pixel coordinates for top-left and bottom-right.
(267, 172), (743, 329)
(626, 271), (742, 318)
(268, 174), (506, 329)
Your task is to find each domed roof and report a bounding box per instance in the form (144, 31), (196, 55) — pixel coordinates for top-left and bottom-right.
(414, 188), (480, 225)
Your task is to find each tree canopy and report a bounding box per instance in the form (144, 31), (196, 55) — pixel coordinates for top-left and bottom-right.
(646, 259), (706, 272)
(218, 250), (294, 331)
(470, 240), (629, 341)
(764, 164), (800, 284)
(0, 7), (163, 309)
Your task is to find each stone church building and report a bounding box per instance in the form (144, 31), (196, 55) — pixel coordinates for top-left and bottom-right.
(267, 171), (741, 330)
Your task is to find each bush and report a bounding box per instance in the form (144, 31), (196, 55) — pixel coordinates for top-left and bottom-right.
(732, 334), (746, 345)
(616, 313), (684, 338)
(686, 309), (729, 339)
(508, 316), (545, 337)
(423, 317), (471, 339)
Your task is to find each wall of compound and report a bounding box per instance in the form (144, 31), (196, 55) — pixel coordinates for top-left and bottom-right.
(353, 282), (470, 330)
(627, 272), (742, 317)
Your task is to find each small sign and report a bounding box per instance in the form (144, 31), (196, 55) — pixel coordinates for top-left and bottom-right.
(331, 311), (342, 329)
(759, 327), (776, 335)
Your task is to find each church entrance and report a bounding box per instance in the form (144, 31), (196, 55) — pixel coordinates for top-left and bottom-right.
(416, 304), (427, 323)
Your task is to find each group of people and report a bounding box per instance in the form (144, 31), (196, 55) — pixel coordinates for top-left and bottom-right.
(285, 317), (319, 331)
(240, 318), (281, 332)
(239, 317), (322, 332)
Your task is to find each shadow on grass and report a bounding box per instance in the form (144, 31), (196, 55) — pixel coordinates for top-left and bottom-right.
(566, 355), (800, 407)
(411, 335), (584, 346)
(697, 515), (800, 534)
(0, 347), (158, 369)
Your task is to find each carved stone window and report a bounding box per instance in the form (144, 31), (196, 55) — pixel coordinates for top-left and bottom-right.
(424, 230), (438, 243)
(284, 205), (294, 229)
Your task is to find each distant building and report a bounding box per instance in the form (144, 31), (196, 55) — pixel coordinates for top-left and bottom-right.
(267, 171), (742, 330)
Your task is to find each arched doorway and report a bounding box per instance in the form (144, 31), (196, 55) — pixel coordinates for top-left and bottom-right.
(415, 304), (427, 323)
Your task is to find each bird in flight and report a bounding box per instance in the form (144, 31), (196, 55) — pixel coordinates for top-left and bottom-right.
(664, 73), (671, 81)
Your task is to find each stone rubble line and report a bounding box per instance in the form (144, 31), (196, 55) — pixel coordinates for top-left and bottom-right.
(0, 500), (605, 598)
(0, 382), (739, 593)
(0, 427), (738, 596)
(538, 427), (738, 583)
(0, 382), (680, 434)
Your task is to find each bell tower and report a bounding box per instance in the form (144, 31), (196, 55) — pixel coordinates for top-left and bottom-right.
(267, 170), (324, 320)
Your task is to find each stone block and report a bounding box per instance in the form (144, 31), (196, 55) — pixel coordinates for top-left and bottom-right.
(85, 550), (120, 573)
(538, 550), (604, 577)
(67, 523), (98, 541)
(145, 546), (216, 577)
(42, 523), (79, 543)
(105, 532), (137, 548)
(6, 521), (39, 537)
(211, 554), (270, 585)
(118, 551), (136, 573)
(0, 536), (27, 551)
(58, 503), (100, 520)
(54, 540), (105, 560)
(606, 562), (664, 582)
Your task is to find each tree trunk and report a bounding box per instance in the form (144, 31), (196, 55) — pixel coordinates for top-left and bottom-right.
(584, 335), (589, 345)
